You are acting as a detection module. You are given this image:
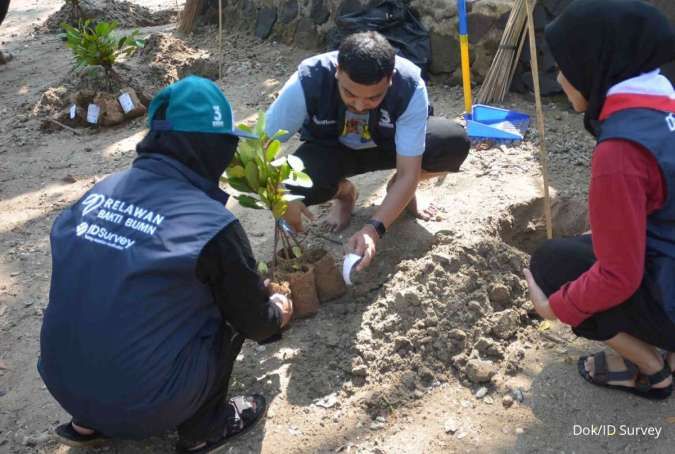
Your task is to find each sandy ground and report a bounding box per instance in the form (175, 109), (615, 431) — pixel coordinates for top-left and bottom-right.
(1, 1), (674, 453)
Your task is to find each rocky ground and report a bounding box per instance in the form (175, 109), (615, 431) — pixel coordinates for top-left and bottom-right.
(1, 1), (674, 454)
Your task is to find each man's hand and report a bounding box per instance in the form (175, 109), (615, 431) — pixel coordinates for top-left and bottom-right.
(347, 224), (378, 271)
(523, 268), (557, 321)
(270, 293), (293, 328)
(283, 201), (314, 233)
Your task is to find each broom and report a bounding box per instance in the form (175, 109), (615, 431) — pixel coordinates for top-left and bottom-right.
(178, 0), (202, 34)
(476, 0), (535, 104)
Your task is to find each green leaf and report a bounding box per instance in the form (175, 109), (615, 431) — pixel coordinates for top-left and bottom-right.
(265, 140), (281, 162)
(272, 201), (287, 219)
(292, 246), (303, 259)
(280, 162), (292, 181)
(244, 161), (259, 191)
(257, 262), (269, 275)
(227, 177), (255, 194)
(254, 113), (266, 137)
(284, 171), (313, 188)
(270, 129), (289, 141)
(282, 193), (305, 202)
(226, 165), (245, 179)
(236, 123), (254, 133)
(236, 195), (264, 210)
(287, 155), (305, 171)
(237, 139), (256, 164)
(270, 156), (287, 167)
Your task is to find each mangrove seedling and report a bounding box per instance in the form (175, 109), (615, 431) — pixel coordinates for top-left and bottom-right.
(221, 113), (313, 278)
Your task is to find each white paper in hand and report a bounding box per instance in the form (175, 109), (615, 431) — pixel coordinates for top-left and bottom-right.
(342, 253), (362, 286)
(86, 104), (100, 124)
(118, 92), (135, 114)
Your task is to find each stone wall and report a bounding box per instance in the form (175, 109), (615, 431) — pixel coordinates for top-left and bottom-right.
(202, 0), (515, 83)
(201, 0), (674, 85)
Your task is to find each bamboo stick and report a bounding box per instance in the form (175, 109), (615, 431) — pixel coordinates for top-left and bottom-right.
(218, 0), (223, 80)
(525, 0), (553, 239)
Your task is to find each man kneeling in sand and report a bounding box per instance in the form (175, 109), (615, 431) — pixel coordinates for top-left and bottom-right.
(265, 31), (470, 271)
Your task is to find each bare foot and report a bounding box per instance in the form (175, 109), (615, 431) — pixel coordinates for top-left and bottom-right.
(71, 422), (96, 436)
(406, 195), (440, 221)
(323, 180), (358, 232)
(584, 351), (671, 389)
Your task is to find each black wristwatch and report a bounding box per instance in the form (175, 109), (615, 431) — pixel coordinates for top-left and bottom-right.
(366, 219), (386, 239)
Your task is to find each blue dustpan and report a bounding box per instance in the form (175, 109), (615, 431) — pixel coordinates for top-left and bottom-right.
(464, 104), (530, 143)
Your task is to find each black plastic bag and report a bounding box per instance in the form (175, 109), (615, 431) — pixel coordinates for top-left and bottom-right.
(330, 0), (431, 79)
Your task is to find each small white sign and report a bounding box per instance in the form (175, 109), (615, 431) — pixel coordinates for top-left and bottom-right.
(342, 253), (363, 286)
(69, 104), (77, 120)
(118, 92), (135, 114)
(86, 104), (100, 124)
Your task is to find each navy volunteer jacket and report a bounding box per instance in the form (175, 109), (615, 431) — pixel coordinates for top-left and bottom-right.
(39, 153), (274, 438)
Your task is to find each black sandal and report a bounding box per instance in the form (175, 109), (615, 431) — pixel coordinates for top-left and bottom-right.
(54, 421), (110, 448)
(578, 351), (673, 401)
(176, 394), (267, 454)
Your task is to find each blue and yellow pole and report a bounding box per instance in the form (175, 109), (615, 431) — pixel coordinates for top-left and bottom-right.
(457, 0), (472, 114)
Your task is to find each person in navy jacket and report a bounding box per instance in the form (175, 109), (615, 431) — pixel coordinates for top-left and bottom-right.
(524, 0), (675, 400)
(39, 76), (293, 453)
(265, 31), (471, 272)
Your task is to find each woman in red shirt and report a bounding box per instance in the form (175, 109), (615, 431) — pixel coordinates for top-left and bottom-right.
(524, 0), (675, 400)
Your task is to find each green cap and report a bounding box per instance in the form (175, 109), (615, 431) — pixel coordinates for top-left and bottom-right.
(147, 76), (257, 139)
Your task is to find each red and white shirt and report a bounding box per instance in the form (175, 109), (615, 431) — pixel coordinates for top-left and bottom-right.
(549, 70), (675, 326)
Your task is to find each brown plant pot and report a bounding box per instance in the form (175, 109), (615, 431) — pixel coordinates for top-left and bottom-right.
(306, 248), (347, 302)
(279, 264), (320, 319)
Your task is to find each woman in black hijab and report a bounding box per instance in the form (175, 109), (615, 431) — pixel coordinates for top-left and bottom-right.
(524, 0), (675, 400)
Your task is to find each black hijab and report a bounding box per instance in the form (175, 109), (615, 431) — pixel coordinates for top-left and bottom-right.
(545, 0), (675, 136)
(136, 130), (238, 183)
(135, 103), (239, 184)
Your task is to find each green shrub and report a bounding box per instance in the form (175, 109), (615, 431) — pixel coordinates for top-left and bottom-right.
(62, 20), (144, 89)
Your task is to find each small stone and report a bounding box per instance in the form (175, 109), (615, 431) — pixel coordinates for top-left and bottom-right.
(394, 336), (413, 352)
(513, 388), (524, 402)
(444, 417), (459, 434)
(484, 396), (494, 405)
(314, 393), (338, 409)
(502, 395), (514, 408)
(465, 358), (497, 383)
(475, 387), (488, 399)
(491, 309), (520, 339)
(456, 432), (467, 439)
(488, 283), (510, 304)
(401, 371), (417, 390)
(370, 420), (385, 430)
(515, 427), (525, 434)
(255, 345), (266, 353)
(431, 252), (452, 265)
(351, 364), (368, 377)
(61, 174), (77, 184)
